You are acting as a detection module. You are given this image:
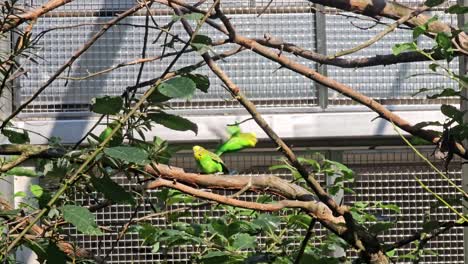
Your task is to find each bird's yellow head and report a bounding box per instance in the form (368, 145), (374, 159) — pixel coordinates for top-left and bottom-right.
(193, 145), (204, 159)
(244, 132), (258, 146)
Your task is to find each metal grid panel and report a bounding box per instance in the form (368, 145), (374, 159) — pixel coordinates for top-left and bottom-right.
(17, 1), (317, 113)
(326, 11), (459, 105)
(343, 148), (464, 263)
(57, 147), (465, 263)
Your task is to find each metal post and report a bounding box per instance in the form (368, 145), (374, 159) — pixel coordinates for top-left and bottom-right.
(458, 0), (468, 260)
(0, 30), (13, 210)
(327, 150), (345, 259)
(314, 5), (328, 109)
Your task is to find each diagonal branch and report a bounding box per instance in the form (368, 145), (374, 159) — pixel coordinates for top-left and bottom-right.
(329, 6), (430, 58)
(256, 36), (447, 68)
(1, 0), (75, 33)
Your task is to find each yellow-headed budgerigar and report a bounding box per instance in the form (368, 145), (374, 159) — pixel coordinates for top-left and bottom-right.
(193, 145), (229, 174)
(215, 125), (257, 156)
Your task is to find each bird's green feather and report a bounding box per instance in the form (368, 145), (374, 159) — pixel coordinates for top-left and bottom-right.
(215, 132), (257, 155)
(193, 145), (228, 174)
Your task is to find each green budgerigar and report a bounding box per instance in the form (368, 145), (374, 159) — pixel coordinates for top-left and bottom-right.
(193, 145), (229, 174)
(215, 127), (257, 156)
(98, 121), (123, 147)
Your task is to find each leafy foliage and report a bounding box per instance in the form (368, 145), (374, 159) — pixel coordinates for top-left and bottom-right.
(62, 205), (103, 235)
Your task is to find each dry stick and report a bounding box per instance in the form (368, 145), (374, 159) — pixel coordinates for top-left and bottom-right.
(1, 0), (75, 33)
(0, 2), (154, 130)
(386, 221), (466, 252)
(3, 0), (186, 254)
(329, 6), (430, 59)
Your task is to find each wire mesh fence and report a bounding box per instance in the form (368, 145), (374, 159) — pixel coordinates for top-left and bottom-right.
(15, 0), (460, 114)
(54, 147), (464, 263)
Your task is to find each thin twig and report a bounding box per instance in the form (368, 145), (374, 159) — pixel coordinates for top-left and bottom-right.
(329, 6), (430, 59)
(294, 217), (317, 264)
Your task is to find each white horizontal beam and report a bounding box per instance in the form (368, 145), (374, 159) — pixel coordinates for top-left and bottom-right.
(20, 109), (446, 145)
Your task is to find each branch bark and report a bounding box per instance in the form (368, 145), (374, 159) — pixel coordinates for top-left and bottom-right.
(1, 0), (75, 33)
(305, 0), (467, 52)
(256, 36), (447, 68)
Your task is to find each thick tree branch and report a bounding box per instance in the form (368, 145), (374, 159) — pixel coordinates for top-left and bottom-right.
(144, 164), (345, 226)
(256, 36), (447, 68)
(305, 0), (467, 52)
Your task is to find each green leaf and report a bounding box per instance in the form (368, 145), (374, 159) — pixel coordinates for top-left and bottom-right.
(427, 88), (460, 99)
(46, 243), (68, 264)
(410, 136), (432, 145)
(392, 42), (417, 55)
(324, 160), (354, 178)
(428, 63), (439, 72)
(253, 214), (280, 232)
(91, 176), (135, 205)
(230, 233), (256, 250)
(191, 34), (212, 54)
(14, 191), (26, 198)
(436, 32), (452, 50)
(147, 88), (172, 104)
(440, 104), (464, 123)
(104, 146), (149, 165)
(413, 25), (427, 39)
(30, 185), (43, 198)
(149, 112), (198, 134)
(62, 205), (103, 235)
(90, 96), (123, 115)
(44, 158), (70, 178)
(185, 73), (210, 93)
(287, 214), (313, 229)
(2, 128), (30, 144)
(446, 4), (468, 14)
(424, 0), (445, 7)
(200, 251), (231, 264)
(375, 202), (401, 213)
(5, 167), (37, 177)
(183, 13), (205, 20)
(157, 76), (196, 100)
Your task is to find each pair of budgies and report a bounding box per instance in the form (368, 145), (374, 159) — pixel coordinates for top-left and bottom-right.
(192, 125), (257, 174)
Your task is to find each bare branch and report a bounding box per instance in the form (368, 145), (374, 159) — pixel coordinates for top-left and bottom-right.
(329, 6), (430, 58)
(2, 0), (75, 33)
(256, 36), (446, 68)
